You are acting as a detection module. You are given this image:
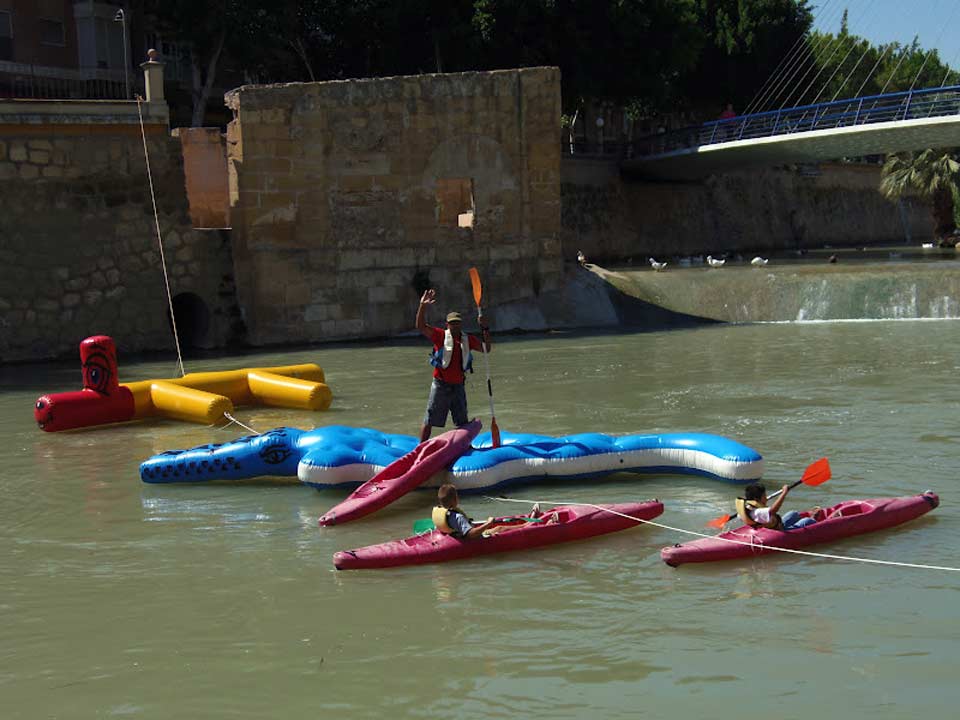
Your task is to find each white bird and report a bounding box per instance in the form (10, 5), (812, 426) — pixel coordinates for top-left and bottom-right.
(576, 250), (587, 265)
(921, 242), (935, 249)
(649, 257), (668, 271)
(750, 256), (769, 266)
(706, 255), (726, 268)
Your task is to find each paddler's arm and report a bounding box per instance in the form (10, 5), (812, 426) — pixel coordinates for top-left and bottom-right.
(464, 517), (497, 540)
(416, 289), (436, 340)
(768, 485), (791, 515)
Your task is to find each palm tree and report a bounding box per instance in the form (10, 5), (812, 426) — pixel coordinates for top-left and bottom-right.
(880, 150), (960, 246)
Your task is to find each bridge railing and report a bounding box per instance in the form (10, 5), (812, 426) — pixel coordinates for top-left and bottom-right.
(633, 85), (960, 157)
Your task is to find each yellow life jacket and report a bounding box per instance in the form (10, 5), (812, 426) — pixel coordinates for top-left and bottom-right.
(431, 505), (470, 535)
(735, 498), (783, 530)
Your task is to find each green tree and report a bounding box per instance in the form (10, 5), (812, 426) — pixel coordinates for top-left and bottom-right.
(880, 150), (960, 244)
(143, 0), (280, 126)
(472, 0), (701, 114)
(681, 0), (814, 115)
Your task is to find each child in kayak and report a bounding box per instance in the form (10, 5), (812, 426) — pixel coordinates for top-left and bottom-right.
(432, 483), (499, 540)
(736, 482), (817, 531)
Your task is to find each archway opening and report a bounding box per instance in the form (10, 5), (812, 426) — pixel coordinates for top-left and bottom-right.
(170, 292), (210, 349)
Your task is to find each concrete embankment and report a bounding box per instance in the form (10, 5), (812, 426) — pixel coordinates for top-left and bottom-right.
(587, 253), (960, 323)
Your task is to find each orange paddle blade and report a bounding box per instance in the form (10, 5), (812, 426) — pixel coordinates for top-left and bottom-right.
(706, 513), (734, 529)
(491, 417), (501, 448)
(801, 457), (831, 486)
(469, 267), (482, 307)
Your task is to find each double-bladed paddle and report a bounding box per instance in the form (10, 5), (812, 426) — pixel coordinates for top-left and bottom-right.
(413, 513), (546, 534)
(468, 267), (501, 447)
(706, 457), (832, 529)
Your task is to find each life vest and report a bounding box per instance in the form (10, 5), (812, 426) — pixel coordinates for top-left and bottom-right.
(735, 498), (784, 530)
(429, 329), (473, 373)
(431, 505), (471, 536)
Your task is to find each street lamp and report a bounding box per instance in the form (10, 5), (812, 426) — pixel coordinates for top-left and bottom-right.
(113, 8), (130, 99)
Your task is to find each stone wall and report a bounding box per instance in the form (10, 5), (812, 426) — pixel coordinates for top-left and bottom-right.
(225, 67), (562, 345)
(0, 99), (241, 362)
(562, 158), (932, 263)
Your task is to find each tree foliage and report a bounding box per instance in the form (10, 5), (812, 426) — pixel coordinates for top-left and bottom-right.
(142, 0), (957, 127)
(881, 150), (960, 242)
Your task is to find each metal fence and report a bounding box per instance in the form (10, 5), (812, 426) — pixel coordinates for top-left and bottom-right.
(633, 84), (960, 157)
(0, 61), (139, 100)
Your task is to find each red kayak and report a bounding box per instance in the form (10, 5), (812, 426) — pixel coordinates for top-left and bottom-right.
(661, 492), (939, 567)
(333, 500), (664, 570)
(318, 419), (481, 526)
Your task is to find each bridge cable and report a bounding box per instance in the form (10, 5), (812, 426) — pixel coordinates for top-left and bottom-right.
(908, 0), (959, 91)
(771, 5), (856, 111)
(749, 0), (846, 114)
(939, 51), (960, 87)
(829, 30), (885, 102)
(757, 1), (847, 113)
(817, 0), (896, 104)
(848, 0), (918, 100)
(809, 0), (881, 106)
(741, 0), (837, 116)
(877, 36), (918, 96)
(779, 32), (848, 109)
(784, 0), (879, 109)
(763, 25), (839, 112)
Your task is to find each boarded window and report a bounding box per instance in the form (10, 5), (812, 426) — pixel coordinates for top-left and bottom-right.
(39, 18), (65, 46)
(436, 178), (475, 227)
(0, 11), (12, 61)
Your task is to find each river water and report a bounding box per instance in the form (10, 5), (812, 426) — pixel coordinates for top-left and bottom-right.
(2, 320), (958, 718)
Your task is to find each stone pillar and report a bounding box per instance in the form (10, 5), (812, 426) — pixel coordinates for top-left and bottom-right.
(140, 49), (165, 103)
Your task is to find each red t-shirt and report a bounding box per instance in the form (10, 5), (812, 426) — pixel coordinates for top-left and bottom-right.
(429, 326), (484, 385)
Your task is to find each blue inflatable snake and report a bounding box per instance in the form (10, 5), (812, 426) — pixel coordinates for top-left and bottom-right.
(140, 425), (765, 492)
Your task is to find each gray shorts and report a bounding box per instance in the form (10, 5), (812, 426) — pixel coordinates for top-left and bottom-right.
(424, 379), (468, 428)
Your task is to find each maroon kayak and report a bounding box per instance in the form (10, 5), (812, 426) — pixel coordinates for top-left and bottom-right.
(318, 419), (481, 526)
(661, 492), (939, 567)
(333, 500), (664, 570)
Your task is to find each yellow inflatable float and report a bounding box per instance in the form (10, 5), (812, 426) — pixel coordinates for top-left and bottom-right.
(34, 335), (333, 431)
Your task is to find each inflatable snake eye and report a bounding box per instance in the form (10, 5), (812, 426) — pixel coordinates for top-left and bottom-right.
(82, 352), (113, 394)
(259, 443), (293, 465)
(36, 399), (46, 410)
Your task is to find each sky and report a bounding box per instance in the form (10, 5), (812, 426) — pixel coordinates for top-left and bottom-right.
(811, 0), (960, 72)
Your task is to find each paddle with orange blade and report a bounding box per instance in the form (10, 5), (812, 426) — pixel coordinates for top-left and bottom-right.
(468, 267), (501, 447)
(706, 457), (832, 529)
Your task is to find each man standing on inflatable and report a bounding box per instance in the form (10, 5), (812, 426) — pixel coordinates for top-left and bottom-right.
(416, 288), (491, 442)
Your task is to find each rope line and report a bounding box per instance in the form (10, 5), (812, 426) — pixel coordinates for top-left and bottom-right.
(136, 95), (186, 378)
(484, 496), (960, 573)
(220, 411), (260, 435)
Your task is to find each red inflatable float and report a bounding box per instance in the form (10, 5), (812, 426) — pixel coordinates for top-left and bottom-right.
(34, 335), (135, 432)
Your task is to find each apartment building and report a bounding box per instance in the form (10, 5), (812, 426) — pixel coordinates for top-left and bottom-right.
(0, 0), (132, 98)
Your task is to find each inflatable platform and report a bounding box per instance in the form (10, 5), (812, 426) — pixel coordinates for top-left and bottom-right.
(140, 425), (765, 490)
(35, 335), (333, 432)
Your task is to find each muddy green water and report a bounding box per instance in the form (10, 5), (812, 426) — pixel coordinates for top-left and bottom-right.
(2, 321), (958, 719)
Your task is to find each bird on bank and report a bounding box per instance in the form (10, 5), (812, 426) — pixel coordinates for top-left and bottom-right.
(706, 255), (726, 268)
(649, 258), (668, 271)
(828, 254), (838, 264)
(577, 250), (587, 265)
(750, 256), (769, 266)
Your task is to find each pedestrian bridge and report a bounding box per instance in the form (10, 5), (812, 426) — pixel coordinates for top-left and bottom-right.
(622, 85), (960, 181)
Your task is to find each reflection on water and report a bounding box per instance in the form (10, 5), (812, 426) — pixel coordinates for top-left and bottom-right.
(1, 321), (959, 718)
